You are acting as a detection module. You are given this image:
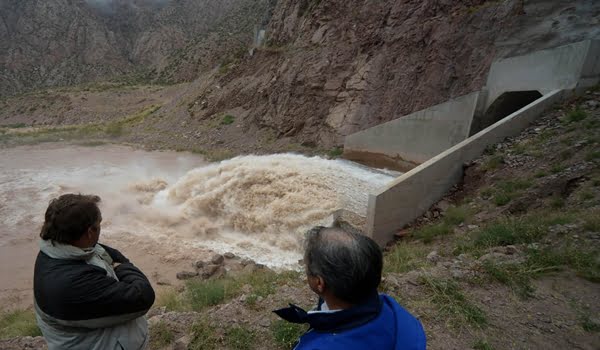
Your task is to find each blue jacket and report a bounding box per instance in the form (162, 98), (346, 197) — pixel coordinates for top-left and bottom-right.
(274, 293), (426, 350)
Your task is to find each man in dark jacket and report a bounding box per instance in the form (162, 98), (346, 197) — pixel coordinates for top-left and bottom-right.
(34, 194), (155, 350)
(275, 226), (426, 350)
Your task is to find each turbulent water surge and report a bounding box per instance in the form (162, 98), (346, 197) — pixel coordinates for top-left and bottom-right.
(0, 144), (395, 270)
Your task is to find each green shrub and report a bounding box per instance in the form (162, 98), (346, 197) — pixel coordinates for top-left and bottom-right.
(328, 147), (343, 158)
(221, 115), (235, 125)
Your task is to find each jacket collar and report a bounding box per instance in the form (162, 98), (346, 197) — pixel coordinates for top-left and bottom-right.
(273, 292), (382, 333)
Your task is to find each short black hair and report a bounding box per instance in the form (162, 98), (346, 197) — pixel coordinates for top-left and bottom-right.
(304, 226), (383, 304)
(40, 194), (102, 244)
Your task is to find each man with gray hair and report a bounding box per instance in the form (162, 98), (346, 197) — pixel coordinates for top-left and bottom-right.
(275, 226), (426, 349)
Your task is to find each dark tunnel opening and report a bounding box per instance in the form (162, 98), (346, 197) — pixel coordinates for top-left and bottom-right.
(470, 90), (543, 136)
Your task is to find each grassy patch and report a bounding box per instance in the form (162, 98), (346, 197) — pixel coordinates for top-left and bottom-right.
(384, 242), (428, 273)
(481, 260), (536, 298)
(582, 210), (600, 232)
(4, 123), (27, 128)
(221, 114), (235, 125)
(413, 223), (452, 244)
(155, 288), (187, 312)
(412, 205), (474, 243)
(483, 244), (600, 298)
(472, 217), (546, 248)
(490, 179), (532, 206)
(563, 107), (588, 124)
(0, 105), (161, 146)
(445, 205), (473, 225)
(473, 339), (495, 350)
(226, 326), (256, 350)
(150, 321), (175, 349)
(189, 320), (220, 350)
(419, 276), (487, 328)
(271, 320), (307, 349)
(0, 309), (42, 340)
(482, 155), (504, 171)
(187, 279), (230, 311)
(185, 270), (300, 311)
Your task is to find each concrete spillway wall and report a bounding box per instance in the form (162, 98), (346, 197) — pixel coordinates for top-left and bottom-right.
(344, 92), (483, 170)
(343, 40), (600, 245)
(366, 90), (564, 245)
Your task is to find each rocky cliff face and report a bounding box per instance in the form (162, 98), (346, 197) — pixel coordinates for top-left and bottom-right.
(177, 0), (600, 149)
(0, 0), (275, 96)
(2, 0), (599, 152)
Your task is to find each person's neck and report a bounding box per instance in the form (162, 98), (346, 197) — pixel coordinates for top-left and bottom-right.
(322, 294), (354, 311)
(70, 240), (93, 249)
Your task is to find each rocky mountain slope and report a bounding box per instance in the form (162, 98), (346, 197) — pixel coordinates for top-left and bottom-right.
(1, 0), (599, 153)
(171, 0), (600, 149)
(0, 0), (275, 96)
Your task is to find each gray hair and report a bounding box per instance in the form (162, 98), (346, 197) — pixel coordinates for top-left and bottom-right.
(304, 226), (383, 304)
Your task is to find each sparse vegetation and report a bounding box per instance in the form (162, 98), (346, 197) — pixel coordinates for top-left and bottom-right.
(0, 309), (41, 340)
(226, 326), (256, 350)
(189, 320), (220, 350)
(473, 339), (495, 350)
(412, 205), (473, 243)
(563, 107), (587, 124)
(150, 321), (175, 349)
(271, 320), (307, 349)
(221, 114), (235, 125)
(482, 154), (504, 171)
(328, 146), (343, 158)
(384, 242), (428, 273)
(419, 276), (487, 328)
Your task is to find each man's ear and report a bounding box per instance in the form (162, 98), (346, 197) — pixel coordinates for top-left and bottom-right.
(315, 276), (326, 294)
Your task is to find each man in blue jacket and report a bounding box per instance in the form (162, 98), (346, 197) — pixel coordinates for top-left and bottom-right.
(274, 226), (426, 350)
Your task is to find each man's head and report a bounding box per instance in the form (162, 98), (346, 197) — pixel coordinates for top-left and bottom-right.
(304, 226), (383, 306)
(40, 194), (102, 248)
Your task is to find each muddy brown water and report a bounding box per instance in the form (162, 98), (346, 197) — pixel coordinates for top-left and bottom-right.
(0, 143), (395, 309)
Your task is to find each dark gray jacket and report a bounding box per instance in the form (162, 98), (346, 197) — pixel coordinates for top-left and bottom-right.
(34, 240), (155, 350)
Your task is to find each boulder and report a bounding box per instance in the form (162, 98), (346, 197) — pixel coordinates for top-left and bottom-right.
(176, 271), (198, 280)
(211, 254), (225, 265)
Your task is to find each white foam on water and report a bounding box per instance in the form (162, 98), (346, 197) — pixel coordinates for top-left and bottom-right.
(0, 145), (395, 268)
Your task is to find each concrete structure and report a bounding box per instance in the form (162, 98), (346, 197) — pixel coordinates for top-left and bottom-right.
(366, 90), (564, 245)
(344, 92), (483, 169)
(484, 40), (600, 110)
(342, 40), (600, 245)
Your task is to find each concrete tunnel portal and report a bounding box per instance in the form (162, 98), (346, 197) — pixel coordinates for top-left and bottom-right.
(470, 90), (543, 136)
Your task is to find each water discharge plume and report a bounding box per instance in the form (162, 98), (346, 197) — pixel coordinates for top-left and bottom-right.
(146, 154), (395, 251)
(0, 145), (396, 268)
